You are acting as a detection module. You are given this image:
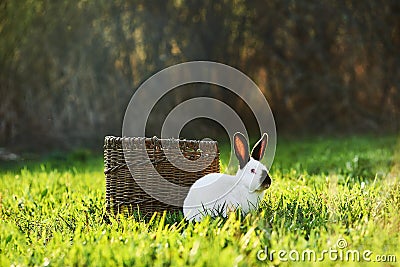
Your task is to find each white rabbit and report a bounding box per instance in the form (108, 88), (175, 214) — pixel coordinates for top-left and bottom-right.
(183, 132), (271, 222)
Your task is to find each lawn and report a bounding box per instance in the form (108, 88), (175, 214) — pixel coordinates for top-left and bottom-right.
(1, 135), (399, 266)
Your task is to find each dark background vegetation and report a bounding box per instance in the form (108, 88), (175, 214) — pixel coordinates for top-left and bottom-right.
(1, 0), (399, 151)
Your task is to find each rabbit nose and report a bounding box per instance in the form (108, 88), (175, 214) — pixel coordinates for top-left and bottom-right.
(260, 170), (271, 189)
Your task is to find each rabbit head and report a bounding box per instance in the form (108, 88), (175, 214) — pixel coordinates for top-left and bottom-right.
(233, 132), (271, 192)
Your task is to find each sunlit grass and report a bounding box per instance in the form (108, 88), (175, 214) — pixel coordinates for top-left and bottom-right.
(1, 135), (399, 266)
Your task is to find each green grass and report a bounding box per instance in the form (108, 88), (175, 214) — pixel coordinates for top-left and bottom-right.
(1, 135), (400, 266)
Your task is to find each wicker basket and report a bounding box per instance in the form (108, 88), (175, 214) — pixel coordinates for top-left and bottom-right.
(104, 136), (220, 216)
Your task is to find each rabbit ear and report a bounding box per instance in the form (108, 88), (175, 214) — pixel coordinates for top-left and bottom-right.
(251, 133), (268, 160)
(234, 132), (249, 169)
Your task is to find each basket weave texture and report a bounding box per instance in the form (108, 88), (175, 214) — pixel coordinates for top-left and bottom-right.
(104, 136), (220, 216)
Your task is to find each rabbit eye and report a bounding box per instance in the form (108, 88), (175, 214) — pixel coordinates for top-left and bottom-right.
(251, 168), (256, 174)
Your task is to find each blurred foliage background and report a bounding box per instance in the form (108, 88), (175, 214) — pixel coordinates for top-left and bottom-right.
(1, 0), (399, 150)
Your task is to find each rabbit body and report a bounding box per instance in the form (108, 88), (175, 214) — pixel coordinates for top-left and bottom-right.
(183, 133), (271, 222)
